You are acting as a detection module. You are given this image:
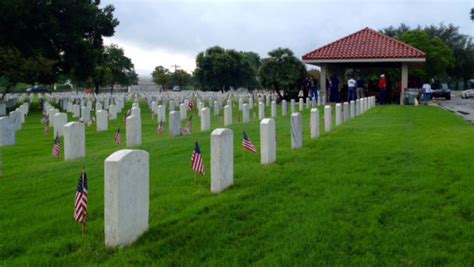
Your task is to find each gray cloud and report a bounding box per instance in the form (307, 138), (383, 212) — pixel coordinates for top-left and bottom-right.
(101, 0), (474, 76)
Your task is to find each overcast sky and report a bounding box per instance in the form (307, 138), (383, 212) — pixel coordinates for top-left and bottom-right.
(101, 0), (474, 78)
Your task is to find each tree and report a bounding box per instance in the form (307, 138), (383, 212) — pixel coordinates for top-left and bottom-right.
(399, 30), (454, 81)
(0, 47), (56, 98)
(0, 1), (119, 95)
(152, 66), (172, 88)
(307, 69), (320, 80)
(171, 70), (192, 88)
(240, 52), (261, 90)
(471, 8), (474, 20)
(90, 45), (137, 93)
(104, 44), (137, 93)
(194, 46), (259, 91)
(381, 23), (474, 88)
(258, 48), (307, 100)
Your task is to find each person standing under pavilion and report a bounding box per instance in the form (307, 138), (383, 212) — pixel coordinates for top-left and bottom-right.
(378, 74), (387, 104)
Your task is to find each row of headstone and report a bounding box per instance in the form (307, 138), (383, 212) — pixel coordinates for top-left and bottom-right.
(0, 102), (29, 146)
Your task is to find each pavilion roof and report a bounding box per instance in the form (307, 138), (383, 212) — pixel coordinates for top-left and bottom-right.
(302, 27), (426, 63)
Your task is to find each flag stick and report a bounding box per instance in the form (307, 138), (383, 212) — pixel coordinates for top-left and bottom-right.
(242, 148), (245, 160)
(81, 223), (84, 236)
(194, 172), (197, 184)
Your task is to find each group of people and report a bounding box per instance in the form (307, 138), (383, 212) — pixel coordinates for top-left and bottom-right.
(301, 73), (432, 105)
(328, 76), (366, 103)
(303, 76), (318, 102)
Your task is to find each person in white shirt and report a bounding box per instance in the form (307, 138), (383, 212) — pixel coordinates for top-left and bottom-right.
(422, 82), (432, 104)
(347, 78), (357, 102)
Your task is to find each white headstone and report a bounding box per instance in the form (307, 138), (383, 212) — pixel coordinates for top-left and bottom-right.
(211, 128), (234, 194)
(224, 105), (232, 126)
(355, 99), (360, 117)
(179, 103), (187, 121)
(290, 99), (296, 114)
(242, 104), (250, 123)
(169, 111), (181, 137)
(343, 102), (349, 122)
(350, 100), (355, 119)
(271, 101), (277, 118)
(0, 116), (15, 146)
(213, 101), (220, 116)
(53, 112), (67, 137)
(201, 107), (210, 132)
(104, 149), (149, 247)
(169, 100), (175, 111)
(96, 110), (108, 131)
(291, 112), (302, 149)
(157, 104), (166, 123)
(126, 115), (141, 147)
(282, 100), (287, 116)
(72, 105), (80, 118)
(64, 122), (85, 160)
(258, 101), (265, 120)
(324, 105), (332, 132)
(81, 106), (91, 122)
(335, 103), (342, 126)
(49, 108), (58, 126)
(299, 98), (304, 111)
(260, 118), (276, 164)
(310, 108), (320, 139)
(109, 104), (117, 120)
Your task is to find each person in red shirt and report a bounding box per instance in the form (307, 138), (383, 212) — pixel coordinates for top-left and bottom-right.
(378, 74), (387, 104)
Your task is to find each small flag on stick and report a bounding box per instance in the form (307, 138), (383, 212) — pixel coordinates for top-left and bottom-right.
(114, 128), (121, 144)
(191, 142), (205, 176)
(74, 168), (88, 224)
(242, 131), (257, 153)
(44, 126), (49, 136)
(157, 120), (164, 135)
(53, 133), (60, 159)
(181, 115), (192, 135)
(188, 101), (193, 111)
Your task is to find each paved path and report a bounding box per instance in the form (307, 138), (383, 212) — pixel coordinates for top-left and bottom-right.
(436, 95), (474, 124)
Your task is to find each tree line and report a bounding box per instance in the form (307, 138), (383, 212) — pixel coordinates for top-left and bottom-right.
(0, 1), (137, 96)
(381, 23), (474, 87)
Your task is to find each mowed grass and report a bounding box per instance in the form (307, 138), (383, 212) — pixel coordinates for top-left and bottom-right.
(1, 100), (473, 265)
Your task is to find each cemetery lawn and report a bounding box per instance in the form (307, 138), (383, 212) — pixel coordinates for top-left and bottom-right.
(1, 102), (473, 266)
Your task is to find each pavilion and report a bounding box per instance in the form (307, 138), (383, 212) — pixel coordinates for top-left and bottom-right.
(302, 27), (426, 104)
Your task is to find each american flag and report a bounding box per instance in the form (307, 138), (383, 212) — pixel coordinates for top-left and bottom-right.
(53, 133), (60, 159)
(74, 169), (88, 224)
(242, 131), (257, 153)
(44, 126), (49, 136)
(157, 120), (164, 135)
(182, 115), (192, 135)
(191, 142), (205, 175)
(114, 128), (121, 144)
(41, 116), (48, 125)
(188, 101), (193, 111)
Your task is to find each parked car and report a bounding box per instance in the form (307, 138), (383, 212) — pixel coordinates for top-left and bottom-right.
(431, 83), (451, 100)
(461, 89), (474, 99)
(26, 85), (50, 93)
(172, 86), (181, 92)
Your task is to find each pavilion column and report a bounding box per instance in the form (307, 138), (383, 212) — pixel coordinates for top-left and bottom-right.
(401, 63), (408, 105)
(320, 64), (327, 103)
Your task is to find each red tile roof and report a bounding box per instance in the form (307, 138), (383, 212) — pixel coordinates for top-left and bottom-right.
(302, 27), (426, 61)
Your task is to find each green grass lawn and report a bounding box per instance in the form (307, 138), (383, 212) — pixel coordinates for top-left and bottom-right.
(1, 101), (473, 265)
